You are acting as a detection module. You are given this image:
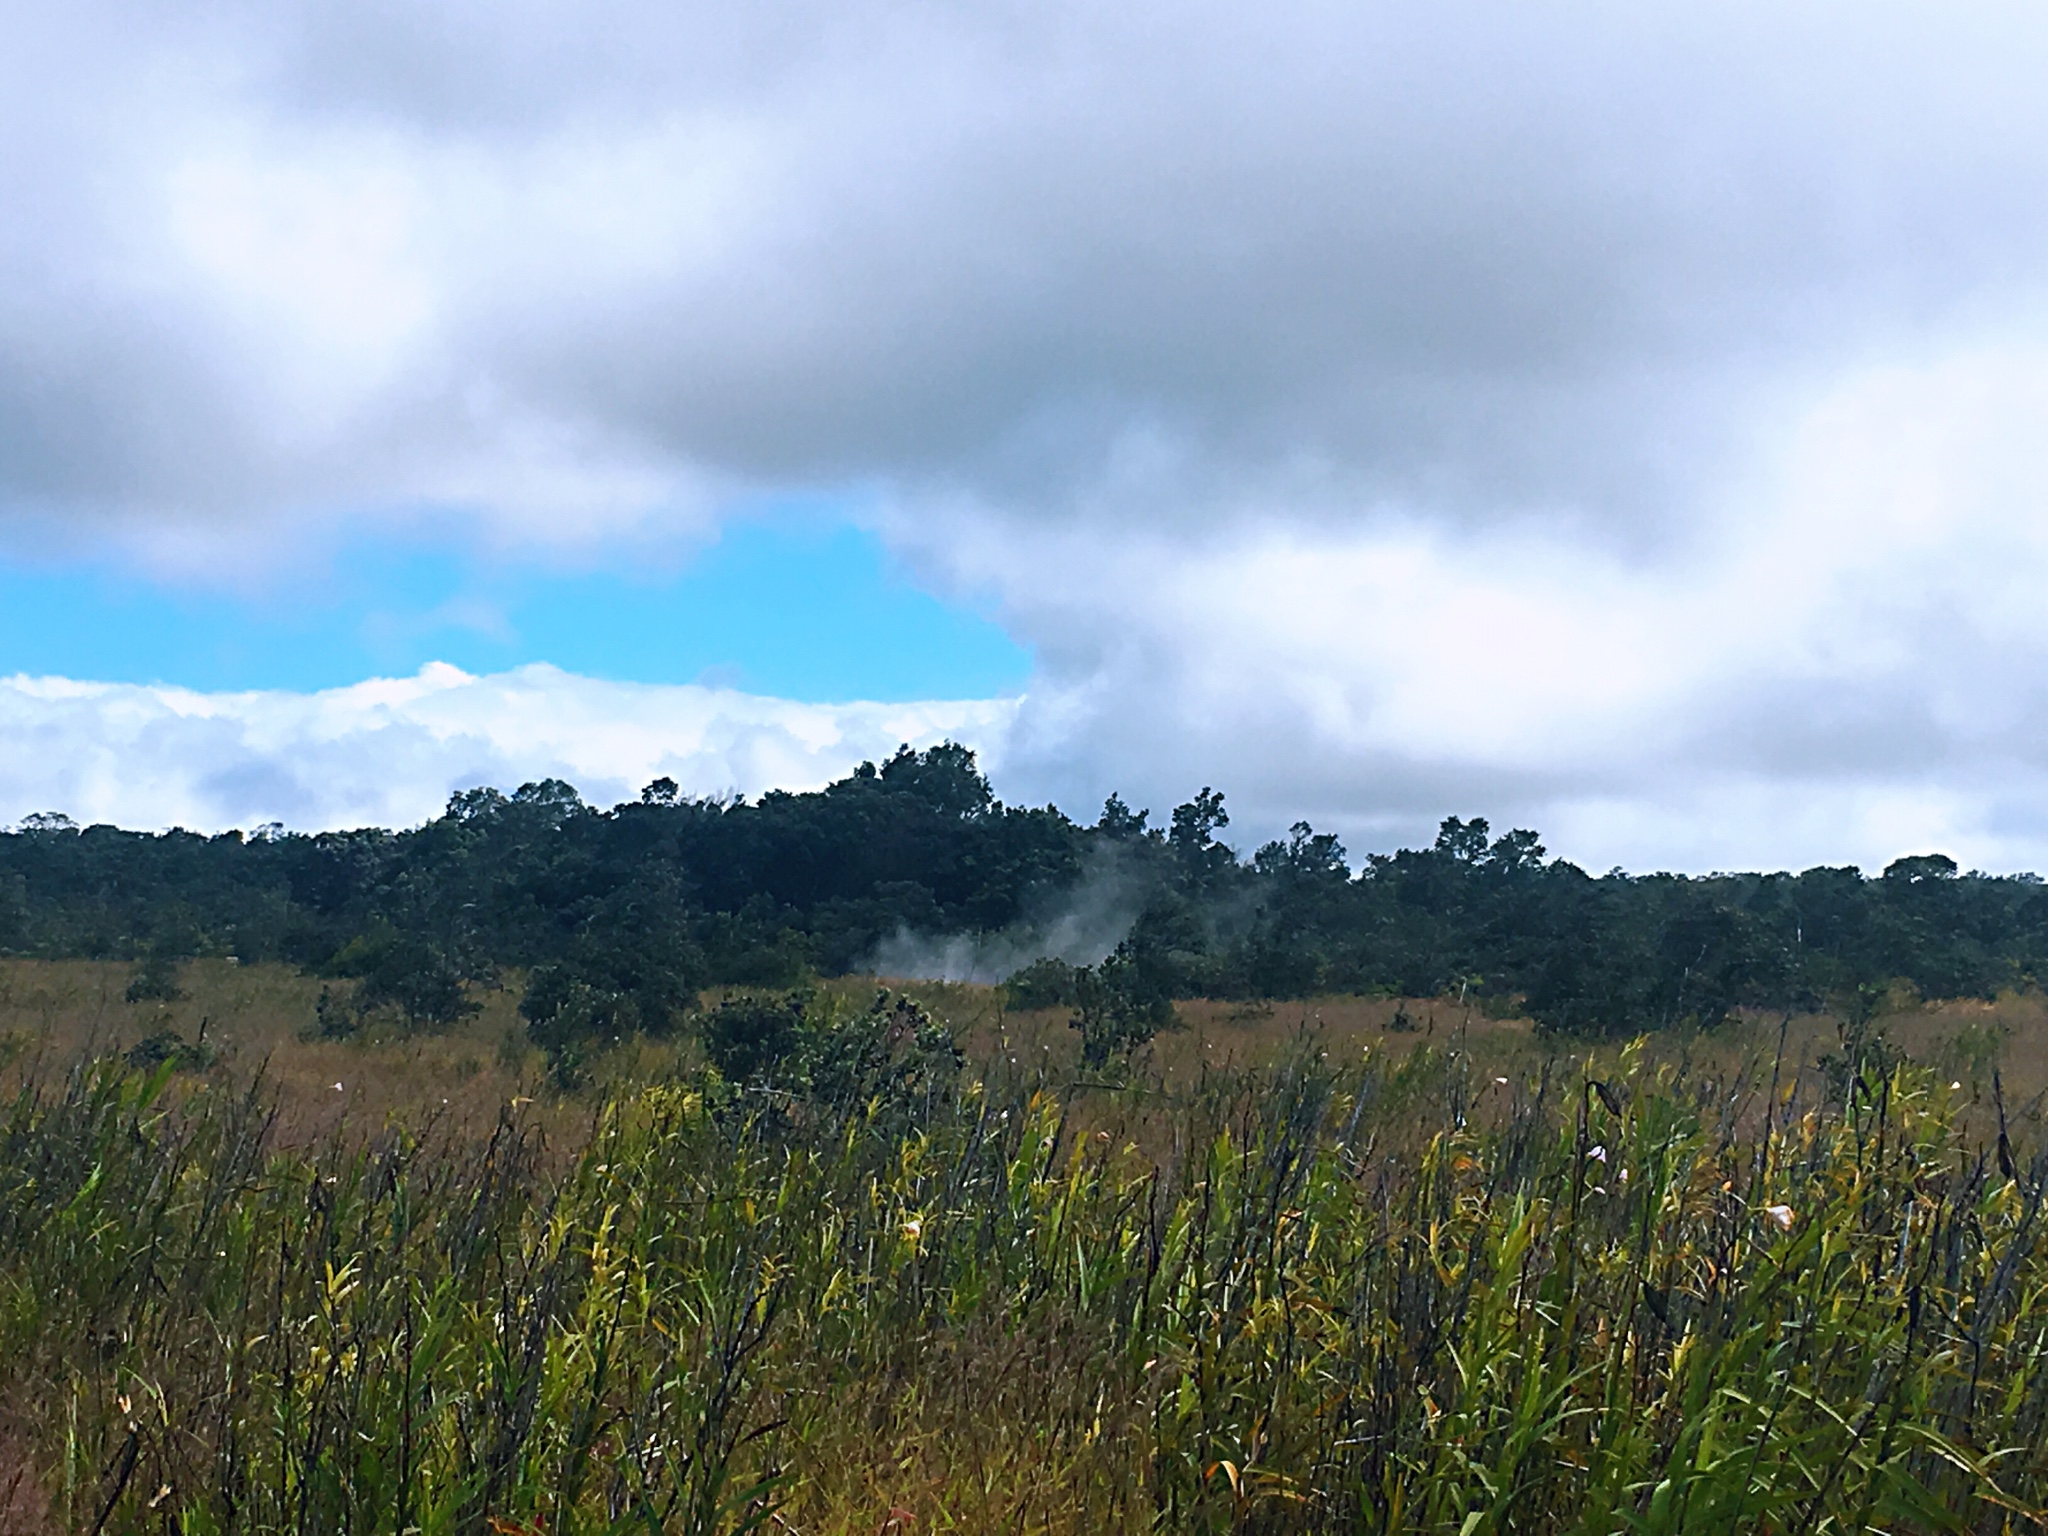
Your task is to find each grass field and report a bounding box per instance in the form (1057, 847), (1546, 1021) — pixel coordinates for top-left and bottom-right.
(2, 961), (2047, 1532)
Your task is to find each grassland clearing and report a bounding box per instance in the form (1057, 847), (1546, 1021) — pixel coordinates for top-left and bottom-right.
(1, 961), (2047, 1531)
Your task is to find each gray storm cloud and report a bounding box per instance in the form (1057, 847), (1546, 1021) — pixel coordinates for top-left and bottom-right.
(8, 0), (2044, 538)
(6, 0), (2048, 869)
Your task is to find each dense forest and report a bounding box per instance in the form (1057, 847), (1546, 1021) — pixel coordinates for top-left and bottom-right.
(4, 742), (2046, 1050)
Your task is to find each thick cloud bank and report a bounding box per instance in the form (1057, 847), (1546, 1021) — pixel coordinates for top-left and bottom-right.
(11, 0), (2045, 554)
(983, 341), (2048, 875)
(7, 1), (2048, 869)
(0, 665), (1015, 832)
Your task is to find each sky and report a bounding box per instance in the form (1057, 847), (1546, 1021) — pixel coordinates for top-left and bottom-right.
(6, 0), (2048, 873)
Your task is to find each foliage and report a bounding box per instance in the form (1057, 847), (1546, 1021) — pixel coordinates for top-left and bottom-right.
(10, 745), (2048, 1039)
(121, 1024), (212, 1072)
(799, 989), (963, 1118)
(340, 933), (481, 1031)
(3, 1030), (2048, 1531)
(697, 990), (810, 1083)
(1067, 954), (1178, 1067)
(1008, 946), (1180, 1069)
(123, 949), (185, 1003)
(521, 878), (704, 1074)
(1002, 956), (1083, 1010)
(699, 988), (964, 1120)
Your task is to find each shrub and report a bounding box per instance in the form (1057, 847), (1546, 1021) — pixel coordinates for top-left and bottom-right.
(1067, 960), (1174, 1068)
(699, 991), (810, 1083)
(124, 1026), (212, 1072)
(124, 950), (186, 1003)
(804, 990), (962, 1116)
(697, 989), (963, 1121)
(335, 933), (480, 1031)
(1002, 957), (1081, 1010)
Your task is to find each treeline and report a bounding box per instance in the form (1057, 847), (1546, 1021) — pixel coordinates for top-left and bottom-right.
(4, 742), (2047, 1041)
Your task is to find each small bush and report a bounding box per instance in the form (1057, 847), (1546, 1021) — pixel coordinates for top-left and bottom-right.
(124, 951), (185, 1003)
(700, 991), (810, 1083)
(696, 989), (964, 1119)
(517, 899), (705, 1077)
(124, 1026), (213, 1072)
(1002, 957), (1082, 1010)
(311, 984), (356, 1039)
(1067, 962), (1174, 1068)
(805, 991), (963, 1116)
(348, 940), (480, 1031)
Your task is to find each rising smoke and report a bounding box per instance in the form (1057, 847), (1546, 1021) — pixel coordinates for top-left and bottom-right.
(868, 846), (1146, 984)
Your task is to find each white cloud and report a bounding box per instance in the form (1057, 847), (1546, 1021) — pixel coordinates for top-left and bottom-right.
(976, 333), (2048, 873)
(9, 0), (2048, 553)
(7, 1), (2048, 868)
(0, 663), (1017, 832)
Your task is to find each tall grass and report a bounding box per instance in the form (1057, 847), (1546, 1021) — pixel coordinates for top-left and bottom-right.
(1, 1028), (2045, 1533)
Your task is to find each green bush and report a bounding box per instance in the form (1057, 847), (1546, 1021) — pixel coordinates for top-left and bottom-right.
(1067, 957), (1176, 1067)
(335, 932), (480, 1030)
(698, 990), (809, 1083)
(697, 988), (963, 1118)
(1002, 956), (1082, 1009)
(123, 950), (185, 1003)
(122, 1025), (212, 1072)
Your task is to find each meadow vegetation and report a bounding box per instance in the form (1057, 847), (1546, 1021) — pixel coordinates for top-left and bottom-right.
(2, 960), (2047, 1532)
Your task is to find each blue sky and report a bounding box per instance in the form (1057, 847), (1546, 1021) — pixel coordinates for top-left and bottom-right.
(0, 519), (1030, 701)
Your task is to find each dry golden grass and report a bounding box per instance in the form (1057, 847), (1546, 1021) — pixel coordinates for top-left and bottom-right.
(4, 956), (2043, 1161)
(968, 985), (2048, 1167)
(0, 958), (581, 1151)
(981, 985), (2048, 1084)
(6, 961), (2048, 1532)
(0, 958), (2039, 1187)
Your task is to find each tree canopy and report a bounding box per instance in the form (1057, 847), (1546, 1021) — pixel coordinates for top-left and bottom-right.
(6, 743), (2047, 1039)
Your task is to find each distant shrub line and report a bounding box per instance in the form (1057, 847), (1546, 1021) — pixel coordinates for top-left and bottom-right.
(8, 747), (2048, 1059)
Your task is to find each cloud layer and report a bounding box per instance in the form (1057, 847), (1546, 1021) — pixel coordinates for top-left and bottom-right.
(0, 664), (1015, 831)
(14, 1), (2048, 549)
(7, 1), (2048, 869)
(982, 337), (2048, 873)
